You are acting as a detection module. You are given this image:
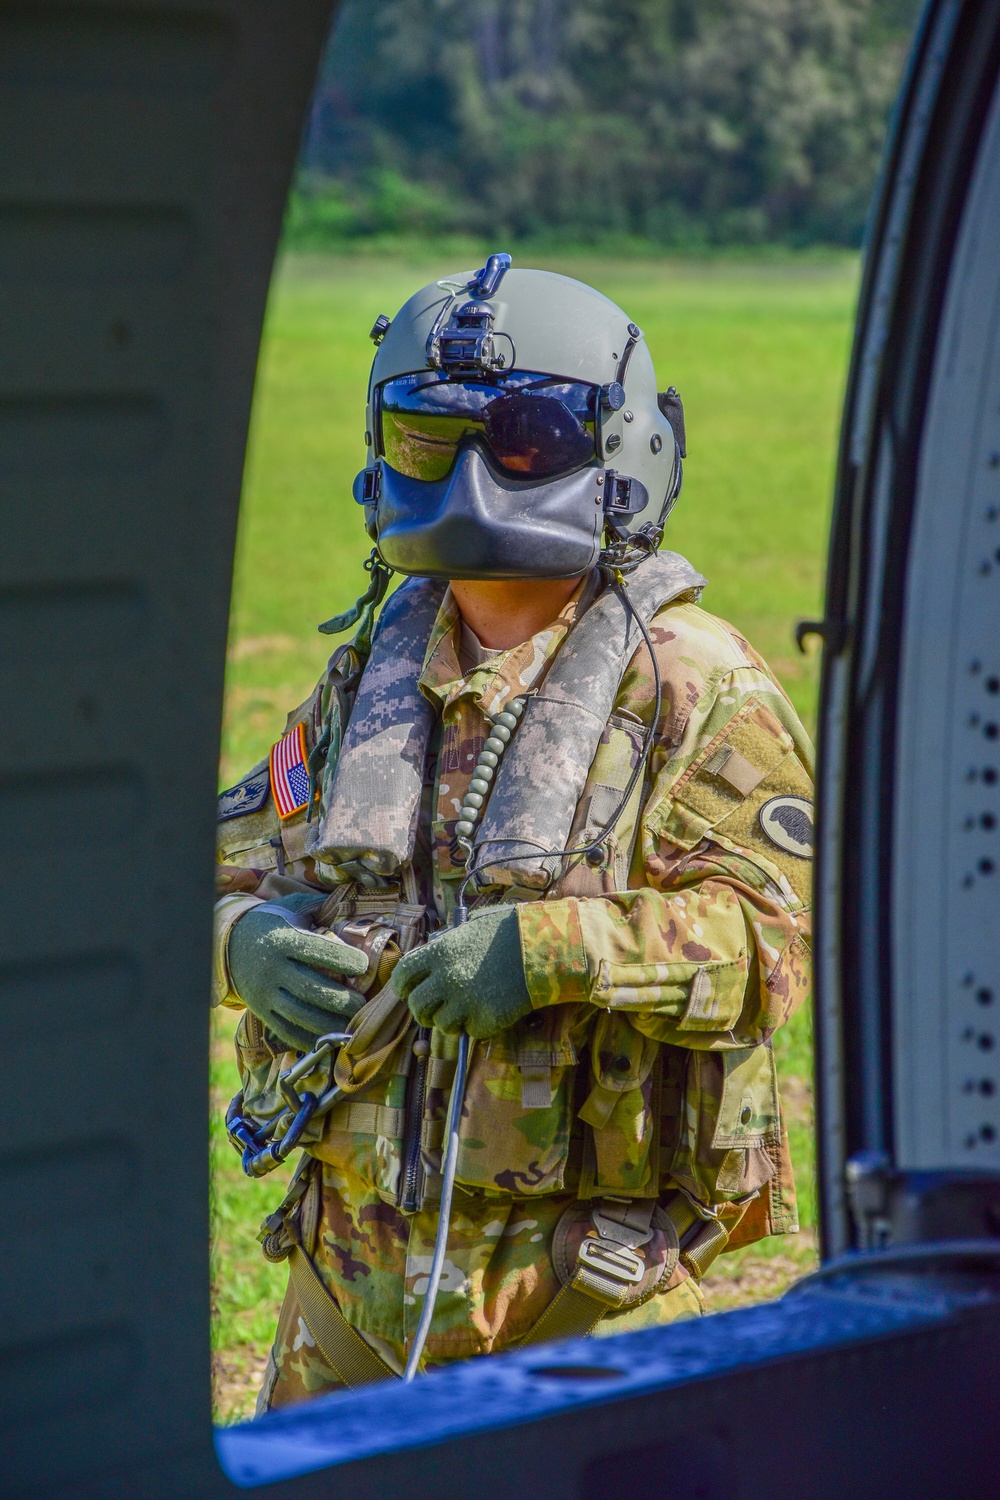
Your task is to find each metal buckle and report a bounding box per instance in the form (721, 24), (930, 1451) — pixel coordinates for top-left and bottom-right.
(591, 1207), (654, 1251)
(577, 1234), (645, 1285)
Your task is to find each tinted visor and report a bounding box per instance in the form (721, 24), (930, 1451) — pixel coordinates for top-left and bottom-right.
(378, 371), (598, 482)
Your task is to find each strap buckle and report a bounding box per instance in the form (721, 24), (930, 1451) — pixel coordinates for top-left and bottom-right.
(591, 1206), (654, 1251)
(577, 1234), (645, 1286)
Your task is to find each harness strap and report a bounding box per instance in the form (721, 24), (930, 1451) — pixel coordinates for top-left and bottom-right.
(520, 1194), (722, 1348)
(323, 1099), (407, 1137)
(288, 1244), (397, 1387)
(680, 1216), (731, 1278)
(262, 1158), (398, 1387)
(519, 1283), (616, 1345)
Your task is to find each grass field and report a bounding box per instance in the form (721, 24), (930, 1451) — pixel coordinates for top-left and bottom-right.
(212, 249), (858, 1423)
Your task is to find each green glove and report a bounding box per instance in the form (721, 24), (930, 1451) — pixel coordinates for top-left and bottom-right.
(228, 894), (369, 1052)
(393, 906), (533, 1038)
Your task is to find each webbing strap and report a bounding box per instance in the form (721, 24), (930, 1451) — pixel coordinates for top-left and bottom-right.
(323, 1099), (406, 1138)
(520, 1195), (703, 1349)
(288, 1245), (397, 1387)
(680, 1216), (730, 1278)
(520, 1277), (624, 1346)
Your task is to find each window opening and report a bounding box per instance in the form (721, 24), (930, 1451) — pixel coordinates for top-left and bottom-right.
(211, 0), (921, 1430)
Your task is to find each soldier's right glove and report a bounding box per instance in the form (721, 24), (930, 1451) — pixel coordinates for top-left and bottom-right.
(227, 896), (370, 1052)
(393, 906), (532, 1037)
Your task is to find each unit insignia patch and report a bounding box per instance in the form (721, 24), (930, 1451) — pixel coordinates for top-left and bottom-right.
(217, 771), (270, 822)
(759, 795), (813, 858)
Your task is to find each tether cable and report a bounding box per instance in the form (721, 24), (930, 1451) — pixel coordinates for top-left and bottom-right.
(402, 1020), (471, 1381)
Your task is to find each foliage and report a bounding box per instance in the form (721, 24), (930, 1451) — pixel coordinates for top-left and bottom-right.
(291, 0), (921, 249)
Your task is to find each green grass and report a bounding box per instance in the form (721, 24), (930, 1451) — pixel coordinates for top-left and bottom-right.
(213, 249), (858, 1420)
(211, 1009), (292, 1424)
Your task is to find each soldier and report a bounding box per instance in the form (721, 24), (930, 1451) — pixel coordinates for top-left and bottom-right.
(215, 255), (813, 1412)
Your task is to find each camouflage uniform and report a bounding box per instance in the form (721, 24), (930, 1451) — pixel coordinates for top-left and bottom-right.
(215, 560), (812, 1409)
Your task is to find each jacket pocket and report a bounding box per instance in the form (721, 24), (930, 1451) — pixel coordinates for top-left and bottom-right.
(455, 1008), (577, 1196)
(310, 1069), (409, 1205)
(593, 956), (748, 1031)
(664, 1042), (781, 1207)
(711, 1044), (780, 1148)
(578, 1012), (660, 1195)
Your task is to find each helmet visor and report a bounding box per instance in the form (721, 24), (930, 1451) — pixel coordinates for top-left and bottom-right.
(378, 372), (598, 482)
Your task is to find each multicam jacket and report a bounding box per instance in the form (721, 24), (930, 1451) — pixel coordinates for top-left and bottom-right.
(214, 555), (813, 1392)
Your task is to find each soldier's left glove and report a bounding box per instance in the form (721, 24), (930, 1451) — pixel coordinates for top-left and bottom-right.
(393, 906), (533, 1037)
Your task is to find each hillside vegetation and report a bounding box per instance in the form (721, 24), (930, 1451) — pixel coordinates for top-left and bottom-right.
(291, 0), (919, 250)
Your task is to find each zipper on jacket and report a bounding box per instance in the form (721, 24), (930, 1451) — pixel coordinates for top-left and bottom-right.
(399, 1027), (429, 1212)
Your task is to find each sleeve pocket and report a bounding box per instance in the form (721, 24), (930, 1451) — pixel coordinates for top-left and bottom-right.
(646, 698), (792, 852)
(594, 956), (746, 1030)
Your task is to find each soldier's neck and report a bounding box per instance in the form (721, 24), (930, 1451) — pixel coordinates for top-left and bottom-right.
(449, 576), (581, 650)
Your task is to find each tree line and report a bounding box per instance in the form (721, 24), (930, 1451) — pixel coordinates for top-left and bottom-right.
(289, 0), (922, 249)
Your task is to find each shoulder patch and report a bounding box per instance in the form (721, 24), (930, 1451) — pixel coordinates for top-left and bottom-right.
(759, 796), (813, 858)
(218, 770), (270, 822)
(270, 721), (311, 820)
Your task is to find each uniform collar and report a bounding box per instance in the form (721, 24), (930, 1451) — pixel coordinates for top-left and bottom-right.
(419, 572), (598, 717)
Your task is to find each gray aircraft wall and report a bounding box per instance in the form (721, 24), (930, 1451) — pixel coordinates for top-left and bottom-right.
(0, 2), (335, 1489)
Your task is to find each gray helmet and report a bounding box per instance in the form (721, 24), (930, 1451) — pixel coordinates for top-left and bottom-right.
(353, 254), (685, 580)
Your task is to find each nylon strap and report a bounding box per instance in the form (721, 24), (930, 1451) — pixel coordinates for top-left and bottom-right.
(680, 1216), (730, 1278)
(322, 1099), (407, 1137)
(520, 1195), (703, 1349)
(520, 1279), (623, 1346)
(288, 1245), (397, 1387)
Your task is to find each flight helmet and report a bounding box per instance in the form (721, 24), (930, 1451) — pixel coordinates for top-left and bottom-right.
(353, 254), (686, 580)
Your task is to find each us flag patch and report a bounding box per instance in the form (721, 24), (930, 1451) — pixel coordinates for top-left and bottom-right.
(269, 722), (311, 820)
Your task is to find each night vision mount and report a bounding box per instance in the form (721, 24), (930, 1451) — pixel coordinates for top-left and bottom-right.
(430, 299), (514, 376)
(426, 252), (515, 376)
